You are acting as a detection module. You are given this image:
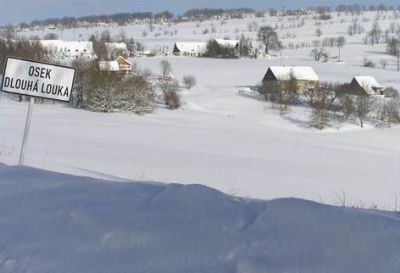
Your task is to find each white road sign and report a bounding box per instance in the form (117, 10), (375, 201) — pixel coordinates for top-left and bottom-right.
(1, 57), (75, 102)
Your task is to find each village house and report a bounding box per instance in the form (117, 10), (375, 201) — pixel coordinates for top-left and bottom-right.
(349, 76), (384, 96)
(39, 40), (94, 59)
(99, 56), (133, 74)
(262, 66), (320, 94)
(172, 42), (207, 57)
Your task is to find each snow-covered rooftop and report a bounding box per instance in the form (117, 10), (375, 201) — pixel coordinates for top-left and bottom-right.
(353, 76), (383, 95)
(268, 66), (319, 81)
(174, 42), (207, 54)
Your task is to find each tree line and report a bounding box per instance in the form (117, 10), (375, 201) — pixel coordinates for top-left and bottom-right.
(17, 11), (173, 29)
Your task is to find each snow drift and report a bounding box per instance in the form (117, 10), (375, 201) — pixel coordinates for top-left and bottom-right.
(0, 163), (399, 273)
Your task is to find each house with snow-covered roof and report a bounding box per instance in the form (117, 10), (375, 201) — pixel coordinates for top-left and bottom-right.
(262, 66), (320, 94)
(349, 76), (384, 96)
(99, 56), (133, 74)
(172, 42), (207, 57)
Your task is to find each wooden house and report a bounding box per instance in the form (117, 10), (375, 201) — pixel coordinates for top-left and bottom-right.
(262, 66), (319, 94)
(349, 76), (383, 96)
(99, 56), (133, 74)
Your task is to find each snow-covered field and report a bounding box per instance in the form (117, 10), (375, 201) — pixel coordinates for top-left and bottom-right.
(1, 10), (400, 209)
(1, 163), (399, 273)
(1, 7), (400, 273)
(1, 54), (399, 209)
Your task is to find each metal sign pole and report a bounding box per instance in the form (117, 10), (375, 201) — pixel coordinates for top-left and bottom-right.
(18, 97), (34, 165)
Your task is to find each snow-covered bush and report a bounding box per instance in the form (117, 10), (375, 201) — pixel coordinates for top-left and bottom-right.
(159, 79), (181, 109)
(182, 75), (197, 90)
(72, 59), (154, 114)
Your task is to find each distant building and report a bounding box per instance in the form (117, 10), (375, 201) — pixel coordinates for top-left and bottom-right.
(349, 76), (384, 96)
(105, 42), (129, 59)
(172, 42), (207, 57)
(39, 40), (94, 59)
(99, 56), (133, 74)
(262, 66), (320, 94)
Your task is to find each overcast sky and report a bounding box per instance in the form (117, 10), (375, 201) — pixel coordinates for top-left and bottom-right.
(0, 0), (394, 25)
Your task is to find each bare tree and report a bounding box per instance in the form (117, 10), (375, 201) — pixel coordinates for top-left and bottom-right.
(159, 79), (181, 109)
(4, 24), (15, 41)
(257, 25), (282, 54)
(182, 75), (197, 90)
(363, 56), (375, 68)
(368, 21), (382, 45)
(315, 28), (323, 37)
(336, 36), (346, 62)
(309, 84), (337, 129)
(383, 96), (400, 127)
(355, 95), (372, 128)
(311, 47), (328, 61)
(160, 60), (172, 79)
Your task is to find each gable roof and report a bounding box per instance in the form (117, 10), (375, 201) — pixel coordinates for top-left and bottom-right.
(174, 42), (207, 54)
(116, 56), (132, 66)
(267, 66), (319, 81)
(352, 76), (383, 95)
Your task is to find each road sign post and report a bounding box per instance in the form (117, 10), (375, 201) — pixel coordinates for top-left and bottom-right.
(1, 57), (75, 165)
(18, 96), (34, 165)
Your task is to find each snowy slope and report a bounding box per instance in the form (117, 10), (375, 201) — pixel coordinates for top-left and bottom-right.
(1, 54), (399, 209)
(0, 163), (399, 273)
(2, 9), (400, 210)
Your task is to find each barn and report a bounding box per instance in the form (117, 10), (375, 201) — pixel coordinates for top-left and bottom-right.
(262, 66), (320, 94)
(349, 76), (384, 96)
(172, 42), (207, 57)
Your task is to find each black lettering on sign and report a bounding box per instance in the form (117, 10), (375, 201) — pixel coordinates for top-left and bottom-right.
(4, 77), (10, 87)
(28, 66), (51, 79)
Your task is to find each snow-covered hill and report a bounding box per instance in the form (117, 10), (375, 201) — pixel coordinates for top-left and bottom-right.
(1, 8), (399, 210)
(0, 163), (399, 273)
(1, 54), (399, 209)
